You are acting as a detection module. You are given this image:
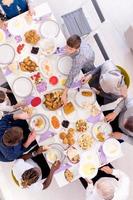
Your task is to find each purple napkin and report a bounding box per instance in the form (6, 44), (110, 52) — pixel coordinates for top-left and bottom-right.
(55, 163), (72, 174)
(4, 29), (11, 38)
(36, 82), (47, 93)
(15, 35), (22, 43)
(4, 67), (12, 76)
(34, 13), (52, 23)
(87, 113), (101, 123)
(39, 131), (55, 143)
(24, 96), (35, 105)
(98, 145), (107, 165)
(71, 80), (81, 89)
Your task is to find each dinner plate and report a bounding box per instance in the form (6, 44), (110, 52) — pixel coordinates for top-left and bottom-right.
(12, 77), (33, 98)
(103, 138), (121, 158)
(8, 17), (27, 35)
(92, 121), (112, 142)
(45, 143), (65, 164)
(0, 29), (6, 44)
(40, 20), (60, 38)
(29, 114), (49, 134)
(0, 44), (15, 64)
(57, 56), (73, 76)
(75, 88), (96, 108)
(40, 38), (57, 56)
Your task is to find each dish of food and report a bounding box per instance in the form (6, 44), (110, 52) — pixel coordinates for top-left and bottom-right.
(46, 143), (65, 164)
(0, 29), (5, 43)
(41, 38), (56, 56)
(59, 128), (75, 146)
(24, 30), (40, 45)
(29, 114), (49, 133)
(0, 44), (15, 65)
(64, 169), (74, 182)
(92, 122), (112, 142)
(43, 89), (63, 111)
(63, 102), (75, 115)
(40, 20), (60, 38)
(30, 72), (43, 85)
(12, 77), (33, 98)
(75, 88), (96, 108)
(90, 105), (101, 117)
(57, 56), (73, 75)
(76, 119), (88, 132)
(103, 138), (121, 158)
(19, 57), (39, 73)
(79, 162), (98, 179)
(39, 59), (52, 77)
(78, 133), (93, 150)
(51, 116), (60, 129)
(67, 146), (80, 164)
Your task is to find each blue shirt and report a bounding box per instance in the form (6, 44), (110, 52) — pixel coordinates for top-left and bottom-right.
(0, 115), (28, 162)
(0, 0), (28, 19)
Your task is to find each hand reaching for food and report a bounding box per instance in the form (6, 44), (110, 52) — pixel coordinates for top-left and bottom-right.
(51, 160), (61, 172)
(100, 166), (113, 174)
(36, 146), (49, 155)
(110, 132), (122, 140)
(105, 112), (117, 122)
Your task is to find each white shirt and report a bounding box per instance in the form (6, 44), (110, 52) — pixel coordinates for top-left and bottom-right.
(86, 169), (130, 200)
(12, 159), (44, 191)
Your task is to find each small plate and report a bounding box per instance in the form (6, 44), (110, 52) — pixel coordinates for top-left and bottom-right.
(29, 114), (49, 134)
(12, 77), (33, 98)
(103, 138), (121, 158)
(57, 56), (73, 76)
(40, 38), (57, 56)
(75, 88), (96, 108)
(0, 44), (15, 65)
(40, 20), (60, 38)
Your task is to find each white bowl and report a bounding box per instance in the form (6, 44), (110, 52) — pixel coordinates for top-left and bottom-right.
(103, 138), (121, 158)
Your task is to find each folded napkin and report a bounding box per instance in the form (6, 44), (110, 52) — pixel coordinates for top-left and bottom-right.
(39, 131), (55, 143)
(55, 163), (72, 174)
(87, 113), (101, 123)
(71, 80), (82, 89)
(98, 145), (107, 165)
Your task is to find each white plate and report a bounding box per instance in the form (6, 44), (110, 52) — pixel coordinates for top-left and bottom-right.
(29, 114), (49, 134)
(12, 77), (33, 98)
(75, 88), (96, 108)
(79, 160), (98, 179)
(40, 20), (60, 38)
(92, 121), (112, 141)
(8, 17), (27, 35)
(57, 56), (73, 76)
(61, 101), (77, 121)
(103, 138), (121, 158)
(0, 29), (6, 44)
(40, 38), (57, 56)
(0, 44), (15, 64)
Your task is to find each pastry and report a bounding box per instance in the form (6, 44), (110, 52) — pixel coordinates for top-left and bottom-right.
(51, 116), (60, 129)
(59, 132), (66, 140)
(63, 102), (75, 115)
(19, 57), (38, 72)
(24, 30), (40, 45)
(64, 169), (73, 182)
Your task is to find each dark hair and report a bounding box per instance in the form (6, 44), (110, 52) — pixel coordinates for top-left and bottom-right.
(21, 168), (39, 188)
(124, 116), (133, 132)
(0, 90), (6, 103)
(67, 35), (81, 49)
(3, 127), (23, 146)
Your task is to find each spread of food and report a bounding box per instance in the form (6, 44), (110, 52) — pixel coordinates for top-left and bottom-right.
(43, 90), (63, 110)
(76, 120), (88, 132)
(78, 133), (93, 150)
(67, 146), (80, 164)
(64, 169), (74, 182)
(24, 30), (40, 45)
(59, 128), (75, 145)
(51, 116), (60, 129)
(19, 57), (38, 72)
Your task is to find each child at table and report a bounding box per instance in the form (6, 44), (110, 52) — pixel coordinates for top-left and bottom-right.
(0, 86), (24, 113)
(0, 0), (35, 29)
(12, 146), (60, 190)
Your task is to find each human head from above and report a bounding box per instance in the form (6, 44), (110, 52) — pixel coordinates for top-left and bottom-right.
(124, 116), (133, 132)
(94, 177), (115, 200)
(21, 168), (41, 188)
(0, 90), (6, 103)
(66, 34), (81, 54)
(3, 127), (23, 147)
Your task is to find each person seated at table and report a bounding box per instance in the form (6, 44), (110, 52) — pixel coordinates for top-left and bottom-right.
(0, 112), (36, 162)
(12, 146), (61, 190)
(86, 165), (129, 200)
(81, 60), (127, 105)
(0, 0), (35, 29)
(0, 87), (24, 113)
(106, 97), (133, 139)
(61, 34), (95, 105)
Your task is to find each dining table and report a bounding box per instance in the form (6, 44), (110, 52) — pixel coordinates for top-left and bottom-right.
(0, 2), (123, 188)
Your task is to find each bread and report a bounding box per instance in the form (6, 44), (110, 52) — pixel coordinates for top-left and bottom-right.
(63, 102), (75, 115)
